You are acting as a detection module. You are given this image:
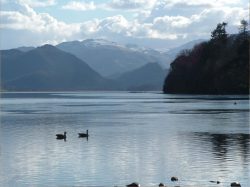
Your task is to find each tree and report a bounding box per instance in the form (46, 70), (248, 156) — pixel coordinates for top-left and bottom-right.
(239, 19), (248, 34)
(211, 22), (228, 42)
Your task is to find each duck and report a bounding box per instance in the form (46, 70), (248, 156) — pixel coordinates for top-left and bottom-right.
(56, 132), (66, 139)
(210, 180), (220, 184)
(78, 130), (89, 138)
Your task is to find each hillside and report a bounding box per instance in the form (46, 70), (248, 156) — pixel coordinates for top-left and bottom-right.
(0, 45), (116, 91)
(163, 30), (249, 94)
(57, 39), (167, 77)
(117, 63), (168, 91)
(0, 44), (168, 91)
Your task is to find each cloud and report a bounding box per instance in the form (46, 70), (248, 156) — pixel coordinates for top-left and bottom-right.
(97, 15), (129, 34)
(0, 0), (248, 49)
(145, 0), (248, 36)
(62, 1), (96, 11)
(0, 2), (132, 48)
(147, 0), (247, 19)
(0, 2), (81, 43)
(107, 0), (157, 10)
(80, 19), (100, 34)
(153, 16), (192, 30)
(19, 0), (56, 7)
(153, 0), (244, 7)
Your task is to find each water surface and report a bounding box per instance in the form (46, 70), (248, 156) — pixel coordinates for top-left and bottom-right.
(0, 92), (249, 187)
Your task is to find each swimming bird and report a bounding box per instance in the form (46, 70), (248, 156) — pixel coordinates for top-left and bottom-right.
(126, 182), (140, 187)
(56, 132), (66, 139)
(78, 130), (89, 138)
(210, 180), (220, 184)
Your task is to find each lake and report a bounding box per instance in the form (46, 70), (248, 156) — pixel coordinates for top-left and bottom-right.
(0, 92), (249, 187)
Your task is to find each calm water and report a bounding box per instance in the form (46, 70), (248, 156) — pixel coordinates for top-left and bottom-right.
(0, 92), (249, 187)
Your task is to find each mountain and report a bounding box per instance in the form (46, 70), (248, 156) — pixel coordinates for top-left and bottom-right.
(1, 49), (24, 63)
(0, 45), (116, 91)
(163, 33), (249, 94)
(117, 63), (168, 91)
(16, 46), (35, 52)
(0, 39), (209, 91)
(57, 39), (168, 77)
(163, 39), (205, 56)
(160, 39), (206, 67)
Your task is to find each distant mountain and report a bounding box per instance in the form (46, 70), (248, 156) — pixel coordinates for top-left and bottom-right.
(163, 33), (249, 94)
(1, 45), (116, 91)
(1, 49), (24, 63)
(57, 39), (168, 77)
(117, 63), (168, 91)
(163, 39), (206, 55)
(161, 39), (206, 66)
(16, 46), (35, 52)
(0, 39), (208, 91)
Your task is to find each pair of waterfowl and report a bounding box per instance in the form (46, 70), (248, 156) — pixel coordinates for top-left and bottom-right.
(56, 130), (89, 139)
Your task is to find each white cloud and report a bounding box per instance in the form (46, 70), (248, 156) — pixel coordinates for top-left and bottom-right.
(62, 1), (96, 11)
(107, 0), (157, 10)
(153, 16), (192, 30)
(0, 0), (248, 49)
(19, 0), (56, 7)
(0, 1), (81, 45)
(0, 2), (132, 47)
(80, 19), (100, 34)
(188, 7), (248, 33)
(133, 10), (151, 21)
(145, 0), (248, 36)
(147, 0), (247, 19)
(154, 0), (244, 7)
(97, 15), (129, 33)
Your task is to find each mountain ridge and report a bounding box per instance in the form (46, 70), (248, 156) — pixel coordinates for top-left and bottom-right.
(1, 38), (205, 91)
(56, 38), (202, 77)
(117, 63), (167, 91)
(1, 44), (116, 91)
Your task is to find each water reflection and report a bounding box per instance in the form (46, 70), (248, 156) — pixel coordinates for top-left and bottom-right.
(0, 92), (249, 187)
(192, 132), (250, 164)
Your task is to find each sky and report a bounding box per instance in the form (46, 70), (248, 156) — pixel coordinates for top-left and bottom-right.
(0, 0), (248, 50)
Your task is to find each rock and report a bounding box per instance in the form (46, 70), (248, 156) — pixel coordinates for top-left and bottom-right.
(171, 177), (178, 181)
(231, 182), (241, 187)
(126, 182), (140, 187)
(159, 183), (165, 187)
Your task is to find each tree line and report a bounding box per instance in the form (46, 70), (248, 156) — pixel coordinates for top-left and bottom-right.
(163, 20), (249, 94)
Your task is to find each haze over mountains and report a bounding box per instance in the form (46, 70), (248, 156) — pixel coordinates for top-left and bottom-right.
(0, 39), (203, 91)
(1, 45), (114, 91)
(57, 39), (166, 77)
(57, 39), (204, 77)
(117, 63), (167, 91)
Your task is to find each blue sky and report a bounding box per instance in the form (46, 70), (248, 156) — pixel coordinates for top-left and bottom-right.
(35, 0), (135, 23)
(0, 0), (248, 49)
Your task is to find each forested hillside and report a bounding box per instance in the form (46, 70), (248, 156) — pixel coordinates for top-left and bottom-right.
(163, 21), (249, 94)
